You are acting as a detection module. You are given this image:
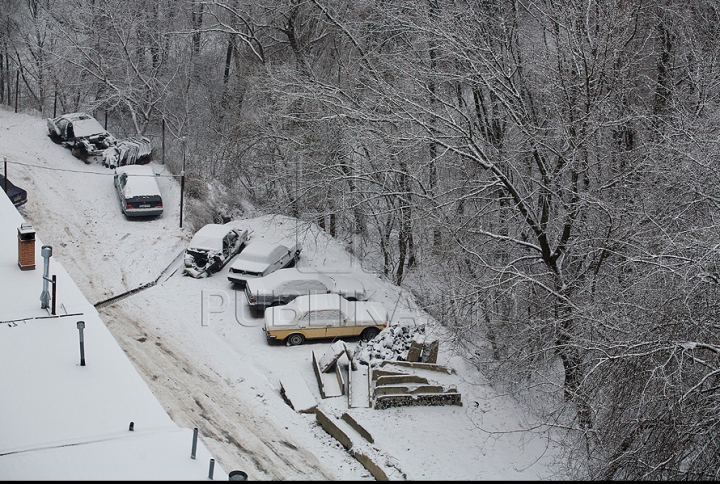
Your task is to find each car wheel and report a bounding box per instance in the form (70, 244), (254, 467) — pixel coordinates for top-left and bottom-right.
(361, 327), (380, 341)
(287, 333), (305, 346)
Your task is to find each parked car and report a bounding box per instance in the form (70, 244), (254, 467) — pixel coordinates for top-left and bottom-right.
(227, 239), (302, 288)
(263, 293), (387, 345)
(244, 267), (368, 312)
(183, 223), (250, 278)
(47, 112), (116, 163)
(0, 173), (27, 207)
(113, 165), (163, 218)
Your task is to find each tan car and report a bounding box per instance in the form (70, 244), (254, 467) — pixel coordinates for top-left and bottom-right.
(263, 293), (387, 345)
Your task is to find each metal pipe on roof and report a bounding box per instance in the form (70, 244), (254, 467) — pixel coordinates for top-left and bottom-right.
(40, 246), (52, 309)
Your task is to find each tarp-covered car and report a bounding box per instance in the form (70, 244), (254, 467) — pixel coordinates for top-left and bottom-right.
(102, 137), (153, 168)
(47, 112), (116, 163)
(183, 223), (250, 278)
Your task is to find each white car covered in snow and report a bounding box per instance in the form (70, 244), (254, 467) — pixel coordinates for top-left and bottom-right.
(227, 239), (301, 288)
(263, 293), (387, 345)
(244, 267), (367, 312)
(183, 223), (250, 278)
(113, 164), (163, 218)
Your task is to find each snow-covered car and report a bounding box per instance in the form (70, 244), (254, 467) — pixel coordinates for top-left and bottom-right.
(113, 164), (163, 218)
(244, 267), (368, 312)
(227, 239), (301, 288)
(47, 112), (116, 163)
(183, 223), (250, 278)
(0, 173), (27, 207)
(263, 293), (387, 345)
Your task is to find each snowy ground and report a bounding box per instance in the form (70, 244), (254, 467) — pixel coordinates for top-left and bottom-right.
(0, 106), (565, 480)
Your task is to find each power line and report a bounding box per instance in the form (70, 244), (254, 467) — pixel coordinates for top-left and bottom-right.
(1, 158), (181, 178)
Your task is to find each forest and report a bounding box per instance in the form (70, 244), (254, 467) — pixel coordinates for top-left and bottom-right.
(2, 0), (720, 479)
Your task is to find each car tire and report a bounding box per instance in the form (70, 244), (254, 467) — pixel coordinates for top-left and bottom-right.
(287, 333), (305, 346)
(361, 327), (380, 342)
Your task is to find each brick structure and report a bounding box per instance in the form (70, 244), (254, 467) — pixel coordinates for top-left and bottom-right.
(17, 223), (35, 270)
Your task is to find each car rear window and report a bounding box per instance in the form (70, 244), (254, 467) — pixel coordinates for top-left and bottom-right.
(126, 195), (162, 208)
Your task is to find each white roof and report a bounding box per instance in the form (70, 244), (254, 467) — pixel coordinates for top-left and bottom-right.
(0, 192), (226, 480)
(188, 224), (236, 252)
(230, 239), (296, 273)
(116, 165), (161, 198)
(239, 240), (291, 261)
(246, 267), (332, 294)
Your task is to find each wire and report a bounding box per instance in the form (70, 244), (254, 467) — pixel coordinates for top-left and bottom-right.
(1, 158), (182, 178)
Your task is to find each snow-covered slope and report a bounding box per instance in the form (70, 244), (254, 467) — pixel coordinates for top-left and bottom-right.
(0, 106), (564, 480)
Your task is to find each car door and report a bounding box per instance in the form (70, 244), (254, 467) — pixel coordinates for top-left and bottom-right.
(278, 246), (292, 271)
(294, 310), (325, 340)
(313, 309), (346, 339)
(115, 173), (127, 206)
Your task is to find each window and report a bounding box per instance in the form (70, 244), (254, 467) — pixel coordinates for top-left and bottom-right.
(306, 310), (343, 326)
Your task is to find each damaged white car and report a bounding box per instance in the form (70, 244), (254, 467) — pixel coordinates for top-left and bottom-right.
(183, 223), (250, 278)
(47, 112), (152, 166)
(47, 112), (117, 163)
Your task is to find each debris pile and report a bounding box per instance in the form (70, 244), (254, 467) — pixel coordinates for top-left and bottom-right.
(352, 322), (426, 367)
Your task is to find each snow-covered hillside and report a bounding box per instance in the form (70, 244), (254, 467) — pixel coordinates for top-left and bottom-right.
(0, 106), (564, 480)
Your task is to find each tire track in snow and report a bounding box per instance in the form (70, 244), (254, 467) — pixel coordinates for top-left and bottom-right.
(99, 302), (334, 480)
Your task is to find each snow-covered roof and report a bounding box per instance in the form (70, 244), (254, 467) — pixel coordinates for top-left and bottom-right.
(246, 267), (333, 294)
(188, 223), (237, 252)
(116, 164), (162, 198)
(0, 192), (226, 480)
(238, 239), (292, 261)
(229, 239), (296, 273)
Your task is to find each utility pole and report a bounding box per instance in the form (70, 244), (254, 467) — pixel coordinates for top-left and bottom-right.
(180, 137), (186, 229)
(14, 68), (20, 113)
